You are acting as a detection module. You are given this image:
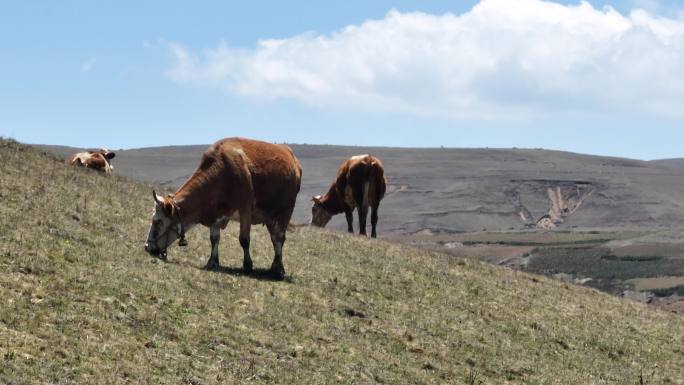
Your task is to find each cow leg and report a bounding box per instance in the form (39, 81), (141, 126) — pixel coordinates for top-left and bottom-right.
(357, 205), (369, 236)
(204, 226), (221, 270)
(345, 208), (354, 233)
(239, 214), (253, 274)
(370, 204), (379, 238)
(352, 185), (368, 236)
(267, 221), (286, 281)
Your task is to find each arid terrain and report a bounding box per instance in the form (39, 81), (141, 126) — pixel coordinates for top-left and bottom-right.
(3, 138), (683, 384)
(40, 143), (684, 314)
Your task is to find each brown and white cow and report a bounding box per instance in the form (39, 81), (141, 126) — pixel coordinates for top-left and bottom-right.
(67, 149), (116, 174)
(311, 154), (386, 238)
(144, 137), (302, 281)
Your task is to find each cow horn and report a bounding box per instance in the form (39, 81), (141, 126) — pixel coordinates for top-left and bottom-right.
(152, 190), (162, 205)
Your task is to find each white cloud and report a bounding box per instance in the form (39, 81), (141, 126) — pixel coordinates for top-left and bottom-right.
(166, 0), (684, 120)
(80, 57), (97, 73)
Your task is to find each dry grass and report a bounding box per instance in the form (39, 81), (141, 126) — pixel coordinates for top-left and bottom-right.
(1, 138), (684, 384)
(628, 277), (684, 292)
(386, 231), (646, 247)
(614, 243), (684, 259)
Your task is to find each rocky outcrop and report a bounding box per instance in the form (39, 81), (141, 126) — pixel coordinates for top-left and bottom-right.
(537, 184), (594, 228)
(507, 180), (595, 229)
(505, 188), (535, 227)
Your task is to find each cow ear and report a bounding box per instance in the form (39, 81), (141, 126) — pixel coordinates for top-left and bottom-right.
(105, 152), (115, 160)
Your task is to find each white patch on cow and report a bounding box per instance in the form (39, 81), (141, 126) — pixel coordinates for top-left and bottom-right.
(350, 154), (369, 161)
(76, 152), (91, 164)
(146, 200), (175, 251)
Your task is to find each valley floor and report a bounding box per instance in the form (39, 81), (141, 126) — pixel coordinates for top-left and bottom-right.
(385, 229), (684, 315)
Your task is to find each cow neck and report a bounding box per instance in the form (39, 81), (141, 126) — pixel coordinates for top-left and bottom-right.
(172, 178), (207, 227)
(321, 184), (347, 214)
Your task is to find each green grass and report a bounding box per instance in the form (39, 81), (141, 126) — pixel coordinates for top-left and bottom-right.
(1, 138), (683, 384)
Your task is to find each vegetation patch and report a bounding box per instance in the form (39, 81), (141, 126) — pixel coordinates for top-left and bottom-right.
(527, 247), (684, 281)
(650, 285), (684, 297)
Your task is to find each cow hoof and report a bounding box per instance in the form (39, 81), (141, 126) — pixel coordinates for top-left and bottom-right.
(269, 265), (286, 281)
(203, 261), (220, 271)
(243, 262), (253, 275)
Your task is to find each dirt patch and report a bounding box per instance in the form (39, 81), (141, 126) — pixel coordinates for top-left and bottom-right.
(506, 180), (596, 229)
(438, 244), (533, 264)
(545, 184), (594, 224)
(613, 243), (684, 259)
(536, 215), (555, 229)
(411, 228), (435, 236)
(650, 296), (684, 314)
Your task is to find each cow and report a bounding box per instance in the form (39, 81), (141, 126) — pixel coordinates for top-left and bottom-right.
(144, 137), (302, 281)
(311, 154), (386, 238)
(67, 148), (116, 174)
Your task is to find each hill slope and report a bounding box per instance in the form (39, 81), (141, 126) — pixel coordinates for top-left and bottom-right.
(3, 139), (684, 384)
(41, 143), (684, 234)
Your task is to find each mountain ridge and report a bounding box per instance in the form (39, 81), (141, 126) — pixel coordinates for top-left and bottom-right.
(39, 142), (684, 234)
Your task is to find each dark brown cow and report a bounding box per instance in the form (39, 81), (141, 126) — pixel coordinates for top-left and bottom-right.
(311, 154), (386, 238)
(67, 149), (116, 174)
(144, 137), (302, 280)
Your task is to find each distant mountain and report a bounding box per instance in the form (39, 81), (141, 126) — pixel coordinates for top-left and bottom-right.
(41, 143), (684, 234)
(651, 158), (684, 170)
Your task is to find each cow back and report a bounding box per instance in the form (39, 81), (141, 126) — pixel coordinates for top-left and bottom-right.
(216, 138), (302, 217)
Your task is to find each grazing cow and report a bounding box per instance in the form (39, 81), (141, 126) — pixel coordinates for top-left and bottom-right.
(67, 149), (116, 174)
(144, 137), (302, 280)
(311, 154), (386, 238)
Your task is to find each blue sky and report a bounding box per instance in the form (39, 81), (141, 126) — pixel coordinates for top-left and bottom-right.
(2, 0), (684, 160)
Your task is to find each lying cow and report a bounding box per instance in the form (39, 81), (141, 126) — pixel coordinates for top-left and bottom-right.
(311, 154), (386, 238)
(67, 148), (116, 174)
(144, 137), (302, 280)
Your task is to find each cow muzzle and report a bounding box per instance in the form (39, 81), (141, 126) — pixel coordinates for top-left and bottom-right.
(144, 243), (166, 260)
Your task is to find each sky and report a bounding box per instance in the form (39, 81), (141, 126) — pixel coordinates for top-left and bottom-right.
(1, 0), (684, 160)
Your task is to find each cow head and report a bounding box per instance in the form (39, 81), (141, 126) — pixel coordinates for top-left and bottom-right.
(100, 148), (116, 160)
(144, 190), (186, 258)
(311, 195), (333, 227)
(98, 148), (115, 172)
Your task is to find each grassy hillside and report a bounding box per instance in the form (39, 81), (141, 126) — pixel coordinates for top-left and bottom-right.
(2, 139), (684, 384)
